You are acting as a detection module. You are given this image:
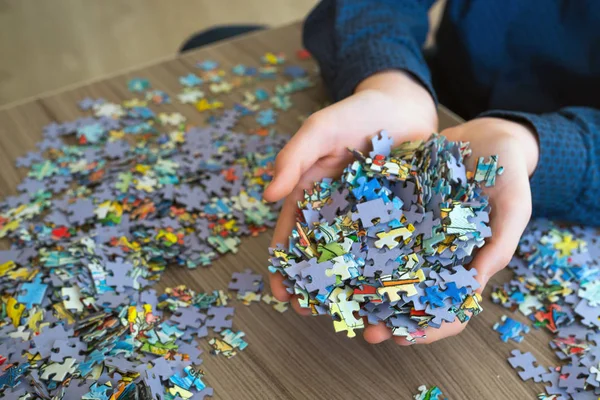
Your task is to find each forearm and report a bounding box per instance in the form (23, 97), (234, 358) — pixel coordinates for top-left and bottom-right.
(303, 0), (437, 102)
(481, 107), (600, 225)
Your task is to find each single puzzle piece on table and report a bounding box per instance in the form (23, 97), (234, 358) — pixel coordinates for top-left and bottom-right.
(413, 385), (445, 400)
(179, 73), (203, 87)
(507, 350), (547, 382)
(210, 329), (248, 358)
(283, 65), (307, 78)
(494, 315), (530, 343)
(237, 291), (262, 305)
(262, 294), (289, 313)
(205, 306), (234, 332)
(127, 78), (150, 92)
(256, 108), (277, 126)
(228, 269), (263, 295)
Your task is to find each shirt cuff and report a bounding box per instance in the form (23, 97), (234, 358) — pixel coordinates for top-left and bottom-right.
(478, 110), (588, 219)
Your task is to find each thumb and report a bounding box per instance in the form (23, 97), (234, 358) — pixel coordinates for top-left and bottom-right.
(263, 116), (332, 202)
(470, 199), (530, 290)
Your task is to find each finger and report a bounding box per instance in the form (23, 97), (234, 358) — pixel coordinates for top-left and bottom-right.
(290, 296), (313, 316)
(270, 160), (347, 248)
(263, 117), (333, 202)
(363, 322), (393, 344)
(270, 194), (299, 248)
(269, 271), (292, 302)
(471, 195), (531, 287)
(394, 319), (466, 345)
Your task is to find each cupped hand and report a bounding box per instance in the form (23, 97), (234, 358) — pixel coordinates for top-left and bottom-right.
(386, 117), (539, 345)
(263, 71), (437, 311)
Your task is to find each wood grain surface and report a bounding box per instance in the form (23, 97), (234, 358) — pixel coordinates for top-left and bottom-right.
(0, 23), (553, 399)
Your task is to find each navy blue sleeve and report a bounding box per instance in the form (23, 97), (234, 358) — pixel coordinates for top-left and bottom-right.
(303, 0), (437, 102)
(481, 108), (600, 225)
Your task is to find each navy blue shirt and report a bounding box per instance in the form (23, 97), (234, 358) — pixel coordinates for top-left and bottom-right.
(303, 0), (600, 225)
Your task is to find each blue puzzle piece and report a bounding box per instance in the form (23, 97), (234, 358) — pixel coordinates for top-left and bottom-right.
(197, 60), (219, 71)
(254, 88), (269, 101)
(443, 282), (468, 304)
(129, 106), (155, 119)
(220, 329), (248, 351)
(493, 315), (530, 343)
(0, 363), (29, 390)
(17, 276), (48, 309)
(169, 366), (206, 391)
(127, 78), (150, 92)
(256, 109), (277, 127)
(284, 65), (307, 78)
(82, 382), (111, 400)
(352, 177), (382, 201)
(77, 348), (110, 378)
(419, 285), (446, 309)
(179, 73), (204, 87)
(77, 123), (105, 144)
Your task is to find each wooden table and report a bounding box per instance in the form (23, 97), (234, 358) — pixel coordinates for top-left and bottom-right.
(0, 23), (554, 399)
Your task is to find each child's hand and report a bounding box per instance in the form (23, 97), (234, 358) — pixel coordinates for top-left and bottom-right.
(377, 117), (539, 345)
(263, 70), (437, 309)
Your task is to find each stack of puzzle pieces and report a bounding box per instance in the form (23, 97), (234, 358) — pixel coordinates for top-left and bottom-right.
(0, 52), (308, 399)
(269, 132), (502, 341)
(492, 219), (600, 399)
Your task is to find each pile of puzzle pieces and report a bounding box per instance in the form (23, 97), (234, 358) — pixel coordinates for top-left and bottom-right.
(269, 132), (502, 341)
(491, 219), (600, 399)
(0, 51), (305, 399)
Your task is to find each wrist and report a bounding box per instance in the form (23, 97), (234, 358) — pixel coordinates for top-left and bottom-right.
(483, 117), (540, 176)
(355, 70), (438, 135)
(355, 70), (433, 103)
